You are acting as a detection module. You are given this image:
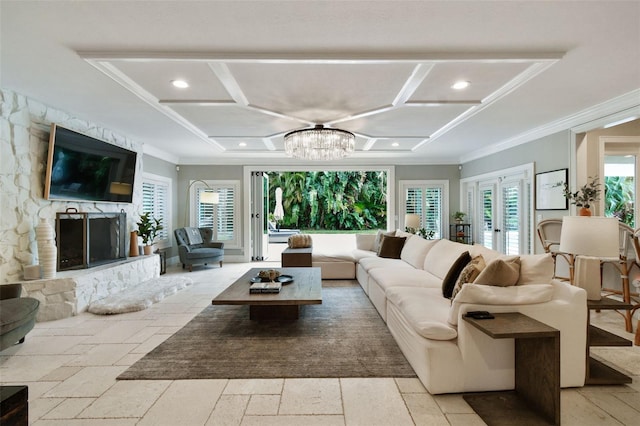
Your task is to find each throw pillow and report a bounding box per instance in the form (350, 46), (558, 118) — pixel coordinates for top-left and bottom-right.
(288, 234), (313, 248)
(373, 230), (395, 253)
(441, 251), (472, 298)
(474, 256), (521, 287)
(377, 235), (406, 259)
(450, 255), (486, 301)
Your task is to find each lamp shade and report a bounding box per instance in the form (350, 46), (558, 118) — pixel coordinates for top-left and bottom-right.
(200, 191), (219, 204)
(405, 214), (421, 230)
(559, 216), (619, 258)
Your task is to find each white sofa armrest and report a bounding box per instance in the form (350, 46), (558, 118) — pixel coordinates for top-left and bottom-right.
(448, 284), (554, 325)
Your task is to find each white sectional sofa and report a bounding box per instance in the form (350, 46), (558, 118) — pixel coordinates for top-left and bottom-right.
(351, 231), (587, 394)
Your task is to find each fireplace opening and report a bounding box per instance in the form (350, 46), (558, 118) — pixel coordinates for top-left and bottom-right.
(56, 211), (126, 271)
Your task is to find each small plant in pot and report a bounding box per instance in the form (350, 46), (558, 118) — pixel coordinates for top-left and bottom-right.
(452, 211), (466, 223)
(137, 212), (163, 255)
(563, 176), (601, 216)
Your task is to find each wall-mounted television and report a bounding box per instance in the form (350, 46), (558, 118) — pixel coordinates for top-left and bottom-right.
(44, 124), (137, 203)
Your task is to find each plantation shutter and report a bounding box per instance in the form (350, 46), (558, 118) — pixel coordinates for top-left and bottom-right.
(193, 181), (240, 248)
(479, 186), (495, 249)
(424, 187), (442, 239)
(401, 181), (447, 239)
(141, 178), (170, 245)
(501, 182), (520, 255)
(216, 186), (235, 241)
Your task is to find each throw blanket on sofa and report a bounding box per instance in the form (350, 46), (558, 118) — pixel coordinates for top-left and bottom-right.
(288, 234), (313, 248)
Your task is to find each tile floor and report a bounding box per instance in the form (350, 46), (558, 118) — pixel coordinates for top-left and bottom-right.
(1, 261), (639, 425)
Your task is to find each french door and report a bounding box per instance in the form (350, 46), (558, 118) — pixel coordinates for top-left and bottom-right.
(463, 164), (533, 255)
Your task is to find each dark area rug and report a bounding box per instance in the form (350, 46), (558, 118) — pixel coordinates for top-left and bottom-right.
(118, 281), (416, 380)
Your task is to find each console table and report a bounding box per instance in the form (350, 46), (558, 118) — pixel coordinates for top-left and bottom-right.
(463, 312), (560, 426)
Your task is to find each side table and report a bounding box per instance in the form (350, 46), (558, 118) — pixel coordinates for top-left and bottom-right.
(1, 385), (28, 425)
(463, 312), (560, 426)
(281, 247), (312, 267)
(586, 297), (632, 385)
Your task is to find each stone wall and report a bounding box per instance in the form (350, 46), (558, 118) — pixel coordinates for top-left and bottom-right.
(0, 89), (144, 284)
(20, 255), (159, 322)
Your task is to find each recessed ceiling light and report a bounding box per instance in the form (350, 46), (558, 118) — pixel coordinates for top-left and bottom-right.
(451, 80), (470, 90)
(239, 142), (247, 147)
(391, 142), (399, 147)
(171, 79), (189, 89)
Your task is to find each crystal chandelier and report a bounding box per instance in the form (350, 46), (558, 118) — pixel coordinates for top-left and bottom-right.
(284, 124), (355, 161)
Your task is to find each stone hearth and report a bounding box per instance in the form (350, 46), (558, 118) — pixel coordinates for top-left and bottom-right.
(19, 255), (159, 322)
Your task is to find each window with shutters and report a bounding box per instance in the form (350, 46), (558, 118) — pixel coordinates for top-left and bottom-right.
(190, 180), (240, 249)
(400, 180), (449, 239)
(141, 173), (171, 249)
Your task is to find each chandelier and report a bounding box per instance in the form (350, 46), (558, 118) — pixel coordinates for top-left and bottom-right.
(284, 124), (355, 161)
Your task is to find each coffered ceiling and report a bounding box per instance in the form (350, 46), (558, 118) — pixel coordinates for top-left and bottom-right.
(2, 1), (639, 165)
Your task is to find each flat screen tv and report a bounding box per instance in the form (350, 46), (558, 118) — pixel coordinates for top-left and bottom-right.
(44, 124), (137, 203)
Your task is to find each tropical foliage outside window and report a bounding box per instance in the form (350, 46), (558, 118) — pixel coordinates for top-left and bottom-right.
(267, 171), (387, 230)
(605, 176), (635, 227)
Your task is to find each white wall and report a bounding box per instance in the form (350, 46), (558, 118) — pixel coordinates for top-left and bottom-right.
(0, 89), (145, 283)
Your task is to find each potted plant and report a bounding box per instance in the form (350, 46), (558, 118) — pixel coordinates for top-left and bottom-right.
(452, 211), (466, 223)
(137, 212), (163, 254)
(563, 176), (601, 216)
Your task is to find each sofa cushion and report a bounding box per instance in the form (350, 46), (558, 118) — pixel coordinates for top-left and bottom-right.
(442, 251), (471, 298)
(448, 284), (554, 325)
(400, 236), (438, 270)
(377, 236), (406, 259)
(369, 267), (442, 291)
(359, 256), (413, 272)
(185, 247), (224, 260)
(356, 234), (377, 251)
(185, 227), (203, 245)
(517, 253), (554, 285)
(395, 229), (415, 239)
(423, 239), (471, 280)
(351, 249), (377, 262)
(474, 256), (521, 287)
(450, 255), (486, 300)
(469, 244), (501, 263)
(387, 287), (458, 340)
(373, 230), (395, 253)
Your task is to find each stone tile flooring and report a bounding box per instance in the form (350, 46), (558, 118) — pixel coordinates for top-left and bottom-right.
(1, 262), (639, 425)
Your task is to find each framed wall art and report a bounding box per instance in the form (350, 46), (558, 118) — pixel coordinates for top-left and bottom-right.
(536, 168), (568, 210)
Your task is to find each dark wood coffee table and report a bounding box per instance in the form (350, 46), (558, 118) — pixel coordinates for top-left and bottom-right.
(212, 267), (322, 320)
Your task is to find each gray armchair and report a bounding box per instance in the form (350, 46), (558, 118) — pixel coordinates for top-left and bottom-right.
(1, 284), (40, 352)
(174, 227), (224, 271)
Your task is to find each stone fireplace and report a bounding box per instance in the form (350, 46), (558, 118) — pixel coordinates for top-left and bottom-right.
(56, 210), (127, 271)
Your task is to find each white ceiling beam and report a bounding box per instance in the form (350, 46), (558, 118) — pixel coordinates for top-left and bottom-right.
(78, 51), (564, 63)
(393, 63), (434, 106)
(84, 59), (225, 152)
(207, 62), (249, 106)
(413, 60), (559, 151)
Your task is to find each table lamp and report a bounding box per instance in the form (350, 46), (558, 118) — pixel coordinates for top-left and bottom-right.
(559, 216), (619, 300)
(405, 214), (421, 234)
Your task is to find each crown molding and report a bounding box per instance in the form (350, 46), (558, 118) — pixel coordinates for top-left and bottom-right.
(142, 143), (179, 164)
(460, 89), (640, 164)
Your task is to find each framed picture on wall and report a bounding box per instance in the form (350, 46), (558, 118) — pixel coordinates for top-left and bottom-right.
(536, 168), (568, 210)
